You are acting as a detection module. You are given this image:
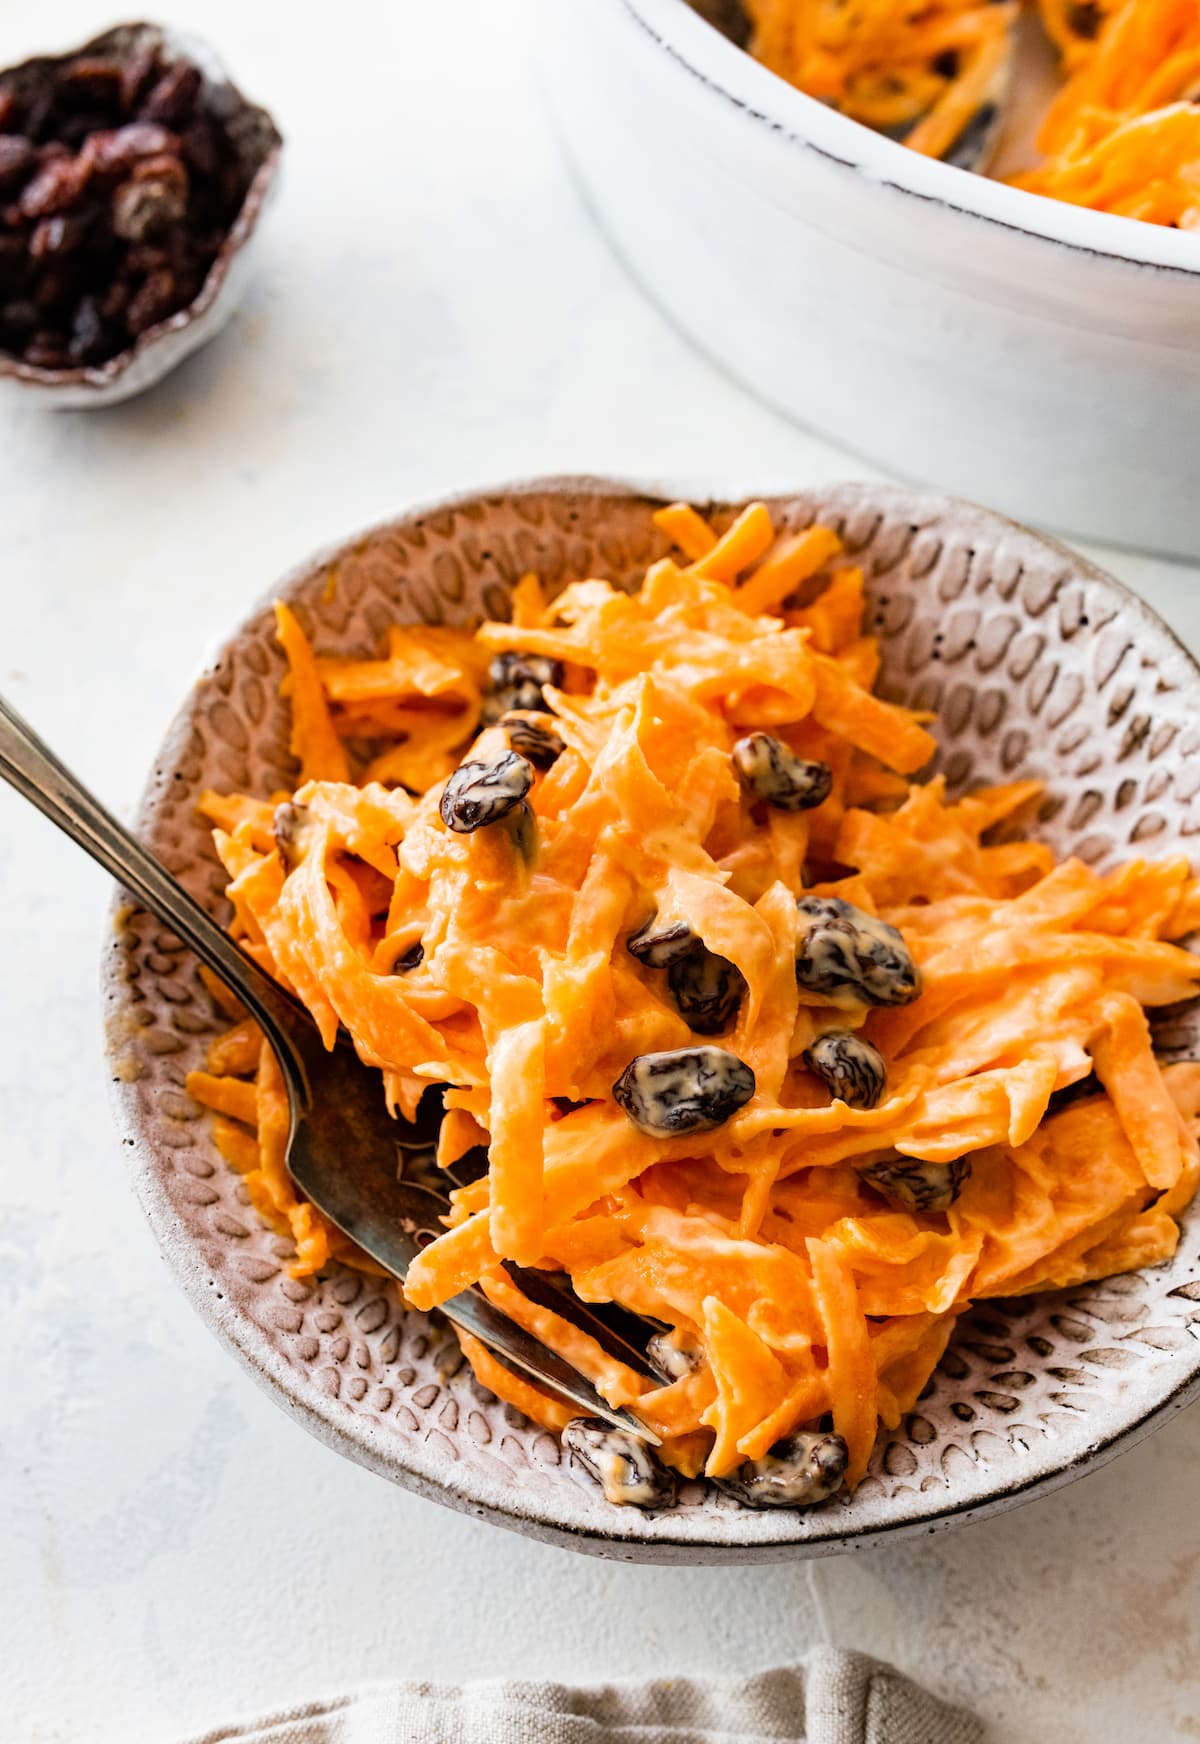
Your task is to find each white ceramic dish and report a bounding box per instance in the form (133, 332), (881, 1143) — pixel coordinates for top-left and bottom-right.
(0, 23), (281, 410)
(105, 476), (1200, 1563)
(539, 1), (1200, 558)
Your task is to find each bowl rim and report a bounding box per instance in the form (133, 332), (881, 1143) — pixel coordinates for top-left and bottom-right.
(619, 0), (1200, 281)
(106, 473), (1200, 1562)
(0, 19), (283, 395)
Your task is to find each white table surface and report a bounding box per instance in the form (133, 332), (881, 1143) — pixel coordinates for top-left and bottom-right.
(5, 4), (1200, 1740)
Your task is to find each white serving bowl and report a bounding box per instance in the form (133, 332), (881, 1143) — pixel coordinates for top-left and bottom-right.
(539, 0), (1200, 558)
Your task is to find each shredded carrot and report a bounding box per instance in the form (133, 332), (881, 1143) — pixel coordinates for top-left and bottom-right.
(189, 499), (1200, 1494)
(745, 0), (1200, 230)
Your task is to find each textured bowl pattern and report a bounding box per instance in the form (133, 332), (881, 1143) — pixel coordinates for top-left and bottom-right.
(0, 22), (281, 410)
(105, 480), (1200, 1561)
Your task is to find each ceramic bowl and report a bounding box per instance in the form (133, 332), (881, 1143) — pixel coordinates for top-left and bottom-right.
(0, 23), (281, 410)
(105, 477), (1200, 1563)
(538, 1), (1200, 559)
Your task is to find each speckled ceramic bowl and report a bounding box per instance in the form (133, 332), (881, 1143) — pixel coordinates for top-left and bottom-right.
(0, 23), (281, 409)
(105, 478), (1200, 1563)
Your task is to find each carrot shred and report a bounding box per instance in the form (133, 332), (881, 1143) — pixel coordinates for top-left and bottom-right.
(653, 502), (718, 561)
(455, 1329), (576, 1433)
(274, 601), (350, 785)
(185, 1069), (258, 1126)
(746, 0), (1200, 231)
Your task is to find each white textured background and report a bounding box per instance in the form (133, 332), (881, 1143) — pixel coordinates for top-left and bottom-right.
(4, 4), (1200, 1741)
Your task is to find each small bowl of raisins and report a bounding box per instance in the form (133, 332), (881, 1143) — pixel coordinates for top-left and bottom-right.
(0, 22), (282, 407)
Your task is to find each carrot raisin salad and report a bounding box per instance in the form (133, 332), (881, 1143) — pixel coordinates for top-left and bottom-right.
(188, 500), (1200, 1507)
(745, 0), (1200, 229)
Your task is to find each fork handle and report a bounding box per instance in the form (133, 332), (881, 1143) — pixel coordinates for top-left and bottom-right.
(0, 690), (309, 1101)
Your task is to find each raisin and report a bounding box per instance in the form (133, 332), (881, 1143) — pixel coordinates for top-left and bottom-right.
(68, 293), (112, 364)
(119, 50), (162, 116)
(483, 651), (565, 721)
(562, 1420), (676, 1509)
(23, 328), (70, 368)
(18, 153), (90, 218)
(29, 212), (88, 259)
(272, 802), (309, 872)
(59, 59), (126, 110)
(139, 63), (202, 128)
(124, 266), (178, 335)
(112, 154), (188, 241)
(795, 896), (920, 1008)
(667, 946), (746, 1034)
(644, 1332), (702, 1382)
(0, 297), (38, 337)
(626, 917), (699, 968)
(497, 710), (564, 770)
(439, 750), (534, 833)
(732, 733), (832, 812)
(81, 123), (179, 179)
(719, 1432), (849, 1509)
(861, 1153), (972, 1214)
(0, 135), (37, 194)
(803, 1029), (887, 1109)
(179, 119), (219, 177)
(613, 1046), (755, 1136)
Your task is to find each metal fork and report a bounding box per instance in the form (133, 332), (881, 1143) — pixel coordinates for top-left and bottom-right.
(0, 692), (658, 1441)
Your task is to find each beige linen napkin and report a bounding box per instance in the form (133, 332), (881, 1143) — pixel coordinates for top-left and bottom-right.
(179, 1650), (982, 1744)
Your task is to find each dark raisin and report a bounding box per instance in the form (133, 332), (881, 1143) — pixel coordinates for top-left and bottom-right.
(644, 1332), (702, 1381)
(21, 92), (56, 143)
(439, 750), (534, 834)
(719, 1432), (848, 1509)
(0, 135), (37, 194)
(667, 947), (746, 1035)
(59, 59), (126, 110)
(0, 297), (39, 338)
(119, 50), (162, 116)
(613, 1046), (755, 1136)
(732, 733), (832, 812)
(626, 917), (699, 969)
(18, 153), (91, 218)
(139, 64), (202, 128)
(483, 651), (565, 721)
(112, 154), (188, 241)
(33, 266), (79, 312)
(124, 266), (178, 335)
(497, 710), (564, 770)
(795, 896), (920, 1008)
(0, 233), (29, 289)
(392, 941), (424, 973)
(272, 802), (309, 872)
(803, 1029), (887, 1109)
(67, 293), (112, 364)
(23, 329), (70, 368)
(29, 212), (88, 259)
(860, 1153), (971, 1214)
(179, 119), (219, 177)
(562, 1419), (676, 1509)
(99, 278), (130, 322)
(81, 123), (179, 179)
